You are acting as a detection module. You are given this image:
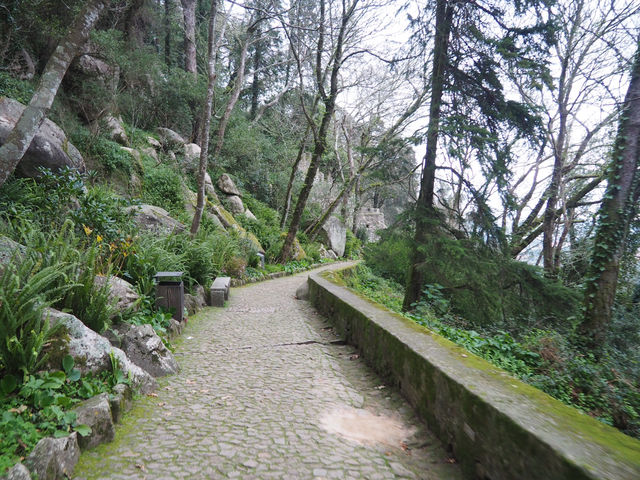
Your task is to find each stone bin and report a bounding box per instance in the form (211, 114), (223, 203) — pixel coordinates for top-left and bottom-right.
(154, 271), (184, 323)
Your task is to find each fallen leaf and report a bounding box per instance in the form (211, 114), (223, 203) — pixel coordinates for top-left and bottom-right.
(157, 402), (166, 407)
(400, 442), (411, 454)
(146, 393), (158, 398)
(135, 464), (146, 471)
(461, 354), (468, 358)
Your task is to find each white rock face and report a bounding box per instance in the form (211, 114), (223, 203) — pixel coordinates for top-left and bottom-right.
(321, 216), (347, 257)
(104, 114), (129, 146)
(45, 309), (157, 394)
(183, 143), (201, 170)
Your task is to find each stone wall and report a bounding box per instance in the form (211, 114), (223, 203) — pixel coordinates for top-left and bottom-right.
(355, 207), (387, 242)
(308, 269), (640, 480)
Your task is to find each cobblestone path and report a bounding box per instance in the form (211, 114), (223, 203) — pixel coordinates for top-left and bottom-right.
(74, 264), (463, 480)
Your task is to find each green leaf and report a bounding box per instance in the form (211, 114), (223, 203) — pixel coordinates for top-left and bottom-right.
(53, 430), (69, 438)
(62, 355), (75, 374)
(0, 374), (18, 396)
(68, 369), (81, 382)
(74, 424), (92, 437)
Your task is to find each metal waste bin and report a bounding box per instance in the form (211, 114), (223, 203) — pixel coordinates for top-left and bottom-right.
(154, 271), (184, 322)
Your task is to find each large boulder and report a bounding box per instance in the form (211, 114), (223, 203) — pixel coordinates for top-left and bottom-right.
(23, 433), (79, 480)
(184, 285), (207, 315)
(0, 97), (85, 178)
(217, 174), (241, 196)
(109, 383), (133, 424)
(103, 114), (129, 146)
(320, 216), (347, 257)
(94, 275), (139, 314)
(225, 195), (245, 214)
(124, 204), (185, 235)
(72, 394), (115, 450)
(44, 309), (157, 394)
(67, 54), (120, 123)
(119, 324), (180, 378)
(204, 172), (219, 203)
(156, 127), (186, 152)
(183, 143), (201, 170)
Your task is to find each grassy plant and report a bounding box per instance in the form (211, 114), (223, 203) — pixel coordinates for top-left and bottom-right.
(0, 259), (69, 379)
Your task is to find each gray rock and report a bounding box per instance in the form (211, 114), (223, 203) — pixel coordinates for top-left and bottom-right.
(140, 146), (158, 163)
(320, 216), (347, 257)
(356, 207), (387, 242)
(0, 235), (25, 269)
(295, 281), (309, 300)
(68, 54), (119, 122)
(183, 143), (201, 170)
(167, 318), (183, 339)
(124, 204), (185, 235)
(94, 275), (139, 314)
(226, 195), (245, 214)
(0, 97), (85, 178)
(45, 309), (157, 394)
(204, 172), (219, 202)
(243, 208), (257, 221)
(119, 324), (180, 377)
(217, 173), (241, 196)
(109, 383), (133, 424)
(184, 285), (206, 315)
(72, 394), (115, 450)
(24, 433), (79, 480)
(156, 127), (186, 152)
(4, 463), (31, 480)
(104, 114), (129, 146)
(147, 136), (162, 150)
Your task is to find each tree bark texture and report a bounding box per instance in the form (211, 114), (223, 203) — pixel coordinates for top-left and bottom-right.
(0, 0), (107, 188)
(402, 0), (454, 310)
(181, 0), (197, 75)
(190, 0), (219, 236)
(579, 40), (640, 350)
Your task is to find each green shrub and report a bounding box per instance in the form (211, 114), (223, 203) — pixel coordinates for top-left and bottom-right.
(142, 166), (184, 214)
(71, 186), (135, 244)
(69, 128), (134, 175)
(0, 72), (34, 104)
(363, 229), (413, 285)
(344, 229), (362, 259)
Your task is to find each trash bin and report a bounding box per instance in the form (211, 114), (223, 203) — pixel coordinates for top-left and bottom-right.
(154, 271), (184, 323)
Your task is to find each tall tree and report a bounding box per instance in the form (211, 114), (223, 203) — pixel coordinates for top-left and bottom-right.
(0, 0), (108, 187)
(402, 0), (454, 309)
(579, 38), (640, 351)
(191, 0), (221, 235)
(278, 0), (360, 262)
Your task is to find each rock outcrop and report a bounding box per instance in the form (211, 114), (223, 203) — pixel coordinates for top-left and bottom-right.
(320, 216), (347, 257)
(45, 309), (157, 394)
(156, 127), (186, 152)
(124, 204), (185, 235)
(0, 235), (25, 269)
(0, 97), (85, 178)
(23, 433), (80, 480)
(217, 174), (241, 196)
(118, 324), (180, 377)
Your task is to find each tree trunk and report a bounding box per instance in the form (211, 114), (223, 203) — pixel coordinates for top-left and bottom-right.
(165, 0), (172, 68)
(212, 29), (253, 157)
(278, 0), (358, 263)
(190, 0), (220, 236)
(250, 25), (262, 120)
(280, 126), (310, 229)
(181, 0), (197, 75)
(402, 0), (454, 310)
(579, 39), (640, 351)
(0, 0), (107, 188)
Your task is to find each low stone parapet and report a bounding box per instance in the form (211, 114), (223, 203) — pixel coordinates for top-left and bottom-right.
(308, 270), (640, 480)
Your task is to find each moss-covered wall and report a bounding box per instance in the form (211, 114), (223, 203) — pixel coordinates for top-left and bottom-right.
(308, 272), (640, 480)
